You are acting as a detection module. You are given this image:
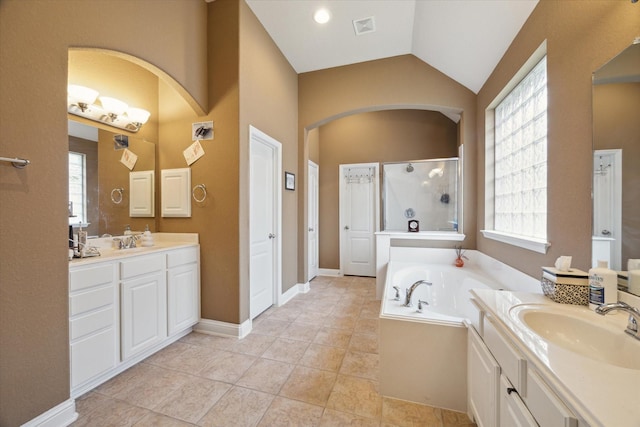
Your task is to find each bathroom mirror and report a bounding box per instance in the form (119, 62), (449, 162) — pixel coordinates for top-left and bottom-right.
(592, 41), (640, 273)
(382, 158), (459, 232)
(69, 120), (156, 237)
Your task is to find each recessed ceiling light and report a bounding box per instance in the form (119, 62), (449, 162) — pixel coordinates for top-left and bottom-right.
(313, 8), (331, 24)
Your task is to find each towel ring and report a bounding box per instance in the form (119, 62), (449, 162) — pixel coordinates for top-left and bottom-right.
(192, 184), (207, 203)
(110, 188), (124, 204)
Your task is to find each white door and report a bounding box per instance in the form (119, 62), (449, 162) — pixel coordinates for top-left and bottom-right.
(308, 161), (319, 281)
(340, 163), (379, 277)
(249, 126), (281, 319)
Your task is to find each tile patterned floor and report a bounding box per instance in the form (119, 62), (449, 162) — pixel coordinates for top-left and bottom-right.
(72, 275), (476, 427)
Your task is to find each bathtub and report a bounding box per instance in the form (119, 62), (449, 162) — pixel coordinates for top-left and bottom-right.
(379, 260), (504, 413)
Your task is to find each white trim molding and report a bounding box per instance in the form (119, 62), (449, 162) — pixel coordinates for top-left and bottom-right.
(21, 399), (77, 427)
(318, 268), (341, 276)
(195, 318), (252, 339)
(279, 284), (300, 306)
(298, 282), (310, 294)
(481, 229), (550, 254)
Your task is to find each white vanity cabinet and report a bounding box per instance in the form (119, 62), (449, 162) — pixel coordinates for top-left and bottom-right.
(69, 262), (118, 390)
(120, 253), (167, 360)
(69, 242), (200, 398)
(499, 375), (537, 427)
(167, 247), (199, 336)
(467, 298), (579, 427)
(468, 326), (499, 427)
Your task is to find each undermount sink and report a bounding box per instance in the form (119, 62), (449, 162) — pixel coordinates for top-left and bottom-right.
(509, 304), (640, 370)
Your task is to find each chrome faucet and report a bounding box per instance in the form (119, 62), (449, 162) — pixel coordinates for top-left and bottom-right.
(404, 280), (432, 307)
(595, 301), (640, 341)
(120, 234), (141, 249)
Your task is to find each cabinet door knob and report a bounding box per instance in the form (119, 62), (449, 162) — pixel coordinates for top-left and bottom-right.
(507, 387), (517, 395)
(344, 225), (350, 230)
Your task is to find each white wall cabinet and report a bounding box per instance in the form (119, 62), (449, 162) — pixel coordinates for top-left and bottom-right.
(130, 170), (155, 217)
(69, 244), (199, 398)
(468, 298), (579, 427)
(161, 168), (191, 217)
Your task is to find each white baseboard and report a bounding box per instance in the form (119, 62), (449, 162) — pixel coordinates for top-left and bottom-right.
(318, 268), (341, 276)
(298, 282), (310, 294)
(21, 398), (77, 427)
(279, 284), (300, 306)
(196, 318), (252, 339)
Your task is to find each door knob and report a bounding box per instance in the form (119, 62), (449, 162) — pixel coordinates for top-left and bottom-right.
(268, 233), (276, 239)
(308, 227), (314, 232)
(344, 226), (350, 230)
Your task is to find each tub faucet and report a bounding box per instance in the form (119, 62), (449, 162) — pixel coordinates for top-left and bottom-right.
(595, 301), (640, 341)
(404, 280), (432, 307)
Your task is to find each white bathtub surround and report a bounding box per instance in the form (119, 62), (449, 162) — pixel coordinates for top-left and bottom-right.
(471, 289), (640, 426)
(378, 247), (540, 412)
(376, 245), (540, 299)
(379, 260), (505, 412)
(375, 232), (465, 298)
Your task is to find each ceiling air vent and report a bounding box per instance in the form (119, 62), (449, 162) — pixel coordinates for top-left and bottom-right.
(353, 16), (376, 36)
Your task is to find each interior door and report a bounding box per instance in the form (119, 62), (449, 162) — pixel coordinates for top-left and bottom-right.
(340, 163), (378, 277)
(308, 161), (319, 281)
(249, 126), (281, 319)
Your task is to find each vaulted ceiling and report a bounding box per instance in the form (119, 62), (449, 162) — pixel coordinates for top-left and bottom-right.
(245, 0), (539, 94)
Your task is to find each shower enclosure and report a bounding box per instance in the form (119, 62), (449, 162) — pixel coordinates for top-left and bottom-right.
(382, 158), (459, 232)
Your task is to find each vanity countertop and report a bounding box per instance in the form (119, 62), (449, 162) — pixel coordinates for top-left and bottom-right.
(69, 233), (199, 266)
(471, 289), (640, 427)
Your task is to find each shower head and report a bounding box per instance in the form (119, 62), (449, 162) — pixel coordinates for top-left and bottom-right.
(406, 163), (414, 173)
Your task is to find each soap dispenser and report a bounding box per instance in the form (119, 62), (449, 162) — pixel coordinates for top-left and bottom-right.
(141, 224), (154, 247)
(589, 260), (617, 310)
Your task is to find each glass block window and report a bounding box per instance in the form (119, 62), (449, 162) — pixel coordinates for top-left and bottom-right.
(69, 151), (86, 224)
(494, 56), (547, 240)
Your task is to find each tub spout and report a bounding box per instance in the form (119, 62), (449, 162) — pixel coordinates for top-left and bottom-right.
(405, 280), (432, 307)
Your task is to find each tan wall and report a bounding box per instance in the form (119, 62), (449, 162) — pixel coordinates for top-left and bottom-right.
(308, 128), (320, 165)
(239, 1), (299, 315)
(298, 55), (477, 282)
(593, 82), (640, 264)
(318, 109), (458, 269)
(476, 0), (640, 277)
(0, 1), (207, 424)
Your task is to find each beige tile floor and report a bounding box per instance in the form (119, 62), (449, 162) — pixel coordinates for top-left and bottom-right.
(72, 275), (476, 427)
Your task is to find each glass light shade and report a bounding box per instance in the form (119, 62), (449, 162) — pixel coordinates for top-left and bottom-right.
(99, 96), (128, 115)
(127, 107), (150, 124)
(68, 85), (98, 105)
(314, 8), (331, 24)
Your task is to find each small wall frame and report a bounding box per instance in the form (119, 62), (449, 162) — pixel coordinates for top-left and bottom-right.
(285, 172), (295, 191)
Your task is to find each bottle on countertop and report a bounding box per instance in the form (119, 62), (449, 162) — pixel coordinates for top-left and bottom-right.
(141, 224), (154, 247)
(124, 224), (132, 236)
(78, 224), (87, 256)
(589, 260), (617, 310)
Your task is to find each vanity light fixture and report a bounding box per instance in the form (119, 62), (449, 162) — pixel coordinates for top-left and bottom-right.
(313, 8), (331, 24)
(67, 85), (150, 133)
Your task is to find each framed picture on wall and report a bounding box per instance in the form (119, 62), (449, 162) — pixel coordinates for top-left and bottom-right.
(285, 172), (295, 191)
